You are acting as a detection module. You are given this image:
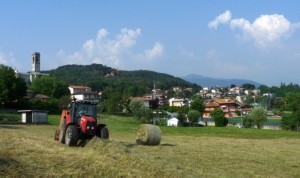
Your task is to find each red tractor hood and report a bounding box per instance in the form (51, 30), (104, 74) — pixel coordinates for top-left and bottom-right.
(79, 115), (97, 133)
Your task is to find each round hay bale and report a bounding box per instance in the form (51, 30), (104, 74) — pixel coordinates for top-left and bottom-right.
(136, 124), (161, 146)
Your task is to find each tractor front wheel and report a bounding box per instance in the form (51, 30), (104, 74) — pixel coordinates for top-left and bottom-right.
(100, 127), (109, 139)
(96, 125), (109, 139)
(65, 125), (79, 146)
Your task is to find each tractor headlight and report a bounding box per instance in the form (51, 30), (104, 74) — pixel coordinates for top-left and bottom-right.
(87, 126), (90, 129)
(91, 126), (94, 130)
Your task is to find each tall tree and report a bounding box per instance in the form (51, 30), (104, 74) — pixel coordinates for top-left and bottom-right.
(129, 100), (145, 120)
(281, 92), (300, 131)
(190, 95), (205, 117)
(187, 110), (200, 126)
(0, 64), (27, 107)
(250, 106), (267, 129)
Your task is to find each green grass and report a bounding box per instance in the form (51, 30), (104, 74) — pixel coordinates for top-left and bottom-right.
(1, 114), (300, 177)
(0, 112), (20, 124)
(48, 115), (60, 125)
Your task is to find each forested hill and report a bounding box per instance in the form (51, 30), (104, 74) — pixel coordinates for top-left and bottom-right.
(43, 64), (200, 93)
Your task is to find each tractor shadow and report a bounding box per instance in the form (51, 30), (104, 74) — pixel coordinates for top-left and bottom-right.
(125, 143), (176, 148)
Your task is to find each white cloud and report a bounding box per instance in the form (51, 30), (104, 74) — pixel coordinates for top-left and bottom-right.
(58, 28), (162, 68)
(209, 11), (300, 48)
(208, 10), (232, 29)
(142, 42), (164, 59)
(231, 14), (292, 47)
(0, 50), (21, 69)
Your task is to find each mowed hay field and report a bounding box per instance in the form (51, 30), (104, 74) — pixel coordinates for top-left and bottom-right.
(1, 115), (300, 177)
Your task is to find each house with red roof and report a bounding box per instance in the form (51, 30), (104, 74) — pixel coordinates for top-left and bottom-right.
(204, 98), (241, 118)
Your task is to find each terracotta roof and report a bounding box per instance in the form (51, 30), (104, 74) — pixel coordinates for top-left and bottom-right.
(205, 102), (219, 108)
(213, 98), (236, 104)
(129, 97), (155, 101)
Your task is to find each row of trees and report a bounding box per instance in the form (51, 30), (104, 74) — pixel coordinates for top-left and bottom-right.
(280, 92), (300, 130)
(0, 65), (27, 108)
(0, 64), (70, 113)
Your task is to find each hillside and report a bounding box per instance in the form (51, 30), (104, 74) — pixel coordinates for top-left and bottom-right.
(183, 74), (261, 88)
(44, 64), (199, 91)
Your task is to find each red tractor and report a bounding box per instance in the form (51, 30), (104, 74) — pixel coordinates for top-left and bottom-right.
(54, 100), (109, 146)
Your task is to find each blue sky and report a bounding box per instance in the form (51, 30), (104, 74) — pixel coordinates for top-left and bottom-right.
(0, 1), (300, 86)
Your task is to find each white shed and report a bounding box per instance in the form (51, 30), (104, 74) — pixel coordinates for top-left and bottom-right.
(18, 110), (49, 124)
(167, 117), (179, 127)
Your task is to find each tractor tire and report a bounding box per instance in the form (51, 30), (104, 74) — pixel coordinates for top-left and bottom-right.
(59, 119), (66, 144)
(65, 125), (79, 146)
(100, 127), (109, 139)
(95, 125), (109, 139)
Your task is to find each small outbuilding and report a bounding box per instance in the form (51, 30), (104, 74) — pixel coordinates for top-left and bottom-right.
(18, 110), (49, 124)
(167, 117), (179, 127)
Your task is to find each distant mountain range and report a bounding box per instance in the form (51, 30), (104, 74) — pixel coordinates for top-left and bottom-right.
(182, 74), (261, 88)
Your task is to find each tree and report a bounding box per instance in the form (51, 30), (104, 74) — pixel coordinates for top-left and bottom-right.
(250, 106), (267, 129)
(129, 100), (145, 120)
(177, 111), (187, 124)
(0, 64), (27, 107)
(280, 92), (300, 131)
(242, 83), (256, 90)
(242, 114), (254, 128)
(211, 108), (228, 127)
(30, 76), (69, 99)
(187, 110), (200, 126)
(190, 95), (205, 117)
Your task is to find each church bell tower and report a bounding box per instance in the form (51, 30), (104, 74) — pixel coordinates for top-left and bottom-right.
(32, 52), (40, 73)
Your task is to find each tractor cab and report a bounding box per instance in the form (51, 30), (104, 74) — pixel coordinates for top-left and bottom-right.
(69, 100), (97, 124)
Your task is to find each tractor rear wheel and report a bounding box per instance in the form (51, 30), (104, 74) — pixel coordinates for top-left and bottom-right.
(59, 119), (66, 144)
(65, 125), (79, 146)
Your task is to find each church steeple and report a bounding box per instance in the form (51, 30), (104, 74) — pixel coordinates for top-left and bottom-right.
(32, 52), (40, 73)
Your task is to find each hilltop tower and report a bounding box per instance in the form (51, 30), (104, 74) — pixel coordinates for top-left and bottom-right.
(32, 52), (40, 73)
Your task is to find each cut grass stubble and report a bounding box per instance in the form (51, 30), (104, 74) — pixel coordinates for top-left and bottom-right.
(1, 115), (300, 177)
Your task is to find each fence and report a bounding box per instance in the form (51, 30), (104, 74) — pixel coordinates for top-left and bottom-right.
(200, 117), (282, 130)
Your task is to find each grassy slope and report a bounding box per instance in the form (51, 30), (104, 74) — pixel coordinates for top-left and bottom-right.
(1, 115), (300, 177)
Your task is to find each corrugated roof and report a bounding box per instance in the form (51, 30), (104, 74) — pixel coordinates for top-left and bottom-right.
(69, 85), (91, 89)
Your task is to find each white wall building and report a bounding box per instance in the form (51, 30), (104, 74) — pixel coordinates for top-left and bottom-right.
(68, 85), (99, 102)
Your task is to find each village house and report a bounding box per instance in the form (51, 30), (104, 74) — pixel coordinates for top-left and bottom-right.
(144, 88), (169, 106)
(68, 85), (99, 102)
(204, 98), (241, 118)
(168, 98), (189, 107)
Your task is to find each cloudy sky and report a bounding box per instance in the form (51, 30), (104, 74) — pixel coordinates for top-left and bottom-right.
(0, 1), (299, 86)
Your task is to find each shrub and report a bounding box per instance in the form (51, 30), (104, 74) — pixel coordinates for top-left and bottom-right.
(242, 115), (254, 128)
(211, 108), (228, 127)
(187, 110), (201, 127)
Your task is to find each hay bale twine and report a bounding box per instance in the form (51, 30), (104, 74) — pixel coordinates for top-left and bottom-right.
(136, 124), (161, 146)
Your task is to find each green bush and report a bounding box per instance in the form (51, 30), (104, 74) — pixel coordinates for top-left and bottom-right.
(211, 108), (228, 127)
(242, 115), (254, 128)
